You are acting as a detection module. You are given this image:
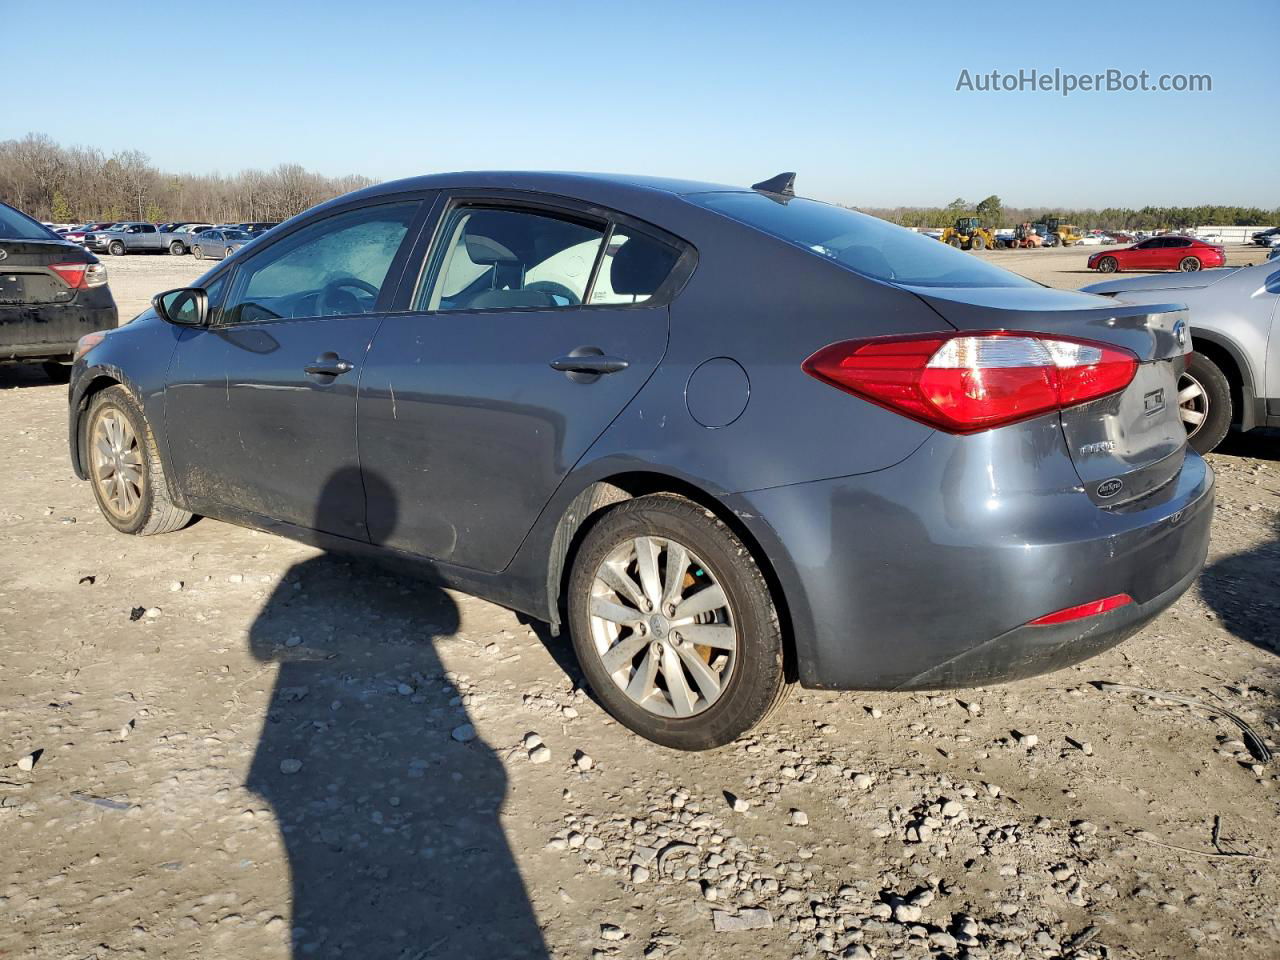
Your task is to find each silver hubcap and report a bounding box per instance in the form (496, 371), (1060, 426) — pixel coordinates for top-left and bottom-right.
(92, 410), (144, 517)
(588, 536), (736, 719)
(1178, 373), (1208, 436)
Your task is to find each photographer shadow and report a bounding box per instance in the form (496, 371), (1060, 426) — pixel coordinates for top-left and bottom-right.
(245, 468), (548, 959)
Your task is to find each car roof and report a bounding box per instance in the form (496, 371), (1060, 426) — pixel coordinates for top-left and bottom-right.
(349, 171), (750, 206)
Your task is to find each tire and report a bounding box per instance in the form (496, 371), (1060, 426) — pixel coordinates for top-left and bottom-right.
(1097, 256), (1118, 273)
(567, 494), (790, 750)
(108, 240), (126, 256)
(1179, 256), (1202, 272)
(948, 238), (963, 248)
(192, 245), (203, 260)
(1179, 353), (1232, 455)
(971, 236), (986, 250)
(168, 241), (186, 255)
(84, 385), (193, 536)
(41, 360), (72, 383)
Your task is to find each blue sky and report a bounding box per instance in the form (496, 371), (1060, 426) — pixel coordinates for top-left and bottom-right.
(6, 1), (1276, 208)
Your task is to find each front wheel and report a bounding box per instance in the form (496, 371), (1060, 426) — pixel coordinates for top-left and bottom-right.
(168, 241), (186, 255)
(1097, 256), (1118, 273)
(1179, 256), (1202, 272)
(192, 245), (203, 260)
(85, 385), (193, 536)
(972, 236), (986, 250)
(567, 495), (790, 750)
(1179, 353), (1232, 455)
(108, 240), (125, 256)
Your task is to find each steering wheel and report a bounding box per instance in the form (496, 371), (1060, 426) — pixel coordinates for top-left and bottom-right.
(317, 276), (380, 316)
(524, 280), (581, 306)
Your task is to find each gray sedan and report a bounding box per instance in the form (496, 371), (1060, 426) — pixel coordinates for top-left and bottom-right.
(68, 170), (1212, 749)
(189, 228), (253, 260)
(1084, 260), (1280, 453)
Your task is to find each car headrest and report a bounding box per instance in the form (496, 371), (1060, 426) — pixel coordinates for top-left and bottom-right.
(610, 237), (679, 296)
(465, 234), (519, 265)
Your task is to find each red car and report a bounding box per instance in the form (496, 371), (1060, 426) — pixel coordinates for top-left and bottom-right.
(1089, 236), (1225, 273)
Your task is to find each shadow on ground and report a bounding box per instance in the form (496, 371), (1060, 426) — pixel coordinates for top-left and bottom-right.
(1200, 512), (1280, 659)
(245, 469), (548, 959)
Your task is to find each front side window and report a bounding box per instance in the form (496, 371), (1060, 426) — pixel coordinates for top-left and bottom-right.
(221, 201), (418, 324)
(689, 192), (1036, 289)
(420, 206), (605, 311)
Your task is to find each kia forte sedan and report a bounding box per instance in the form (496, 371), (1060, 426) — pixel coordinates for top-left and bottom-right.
(68, 171), (1214, 750)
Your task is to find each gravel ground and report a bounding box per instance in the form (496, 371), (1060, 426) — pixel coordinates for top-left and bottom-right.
(2, 247), (1277, 960)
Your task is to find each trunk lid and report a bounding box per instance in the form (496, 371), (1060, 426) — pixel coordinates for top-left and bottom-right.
(0, 240), (89, 306)
(907, 284), (1192, 507)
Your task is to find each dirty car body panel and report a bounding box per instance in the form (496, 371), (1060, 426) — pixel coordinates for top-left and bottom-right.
(69, 171), (1213, 693)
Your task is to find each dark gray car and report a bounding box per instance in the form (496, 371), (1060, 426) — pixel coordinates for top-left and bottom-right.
(67, 171), (1214, 749)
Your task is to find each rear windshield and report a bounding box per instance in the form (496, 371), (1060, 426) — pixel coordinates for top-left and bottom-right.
(690, 192), (1035, 289)
(0, 203), (58, 241)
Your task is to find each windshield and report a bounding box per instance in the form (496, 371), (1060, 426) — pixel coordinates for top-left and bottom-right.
(0, 203), (59, 240)
(690, 192), (1035, 289)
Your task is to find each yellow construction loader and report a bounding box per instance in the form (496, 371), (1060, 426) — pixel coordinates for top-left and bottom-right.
(939, 216), (998, 251)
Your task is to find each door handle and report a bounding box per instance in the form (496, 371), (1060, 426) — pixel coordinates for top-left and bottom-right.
(549, 355), (629, 375)
(304, 353), (355, 377)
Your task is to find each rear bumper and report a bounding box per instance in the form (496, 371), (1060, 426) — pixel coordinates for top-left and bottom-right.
(1, 297), (118, 362)
(728, 423), (1214, 690)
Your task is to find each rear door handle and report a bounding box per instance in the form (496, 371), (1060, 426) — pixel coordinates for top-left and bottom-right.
(304, 353), (355, 377)
(548, 356), (629, 375)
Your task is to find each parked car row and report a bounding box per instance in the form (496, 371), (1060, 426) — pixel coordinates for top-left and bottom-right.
(59, 220), (278, 257)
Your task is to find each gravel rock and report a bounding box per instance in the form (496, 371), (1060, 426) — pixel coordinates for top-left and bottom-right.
(450, 723), (477, 743)
(712, 908), (773, 932)
(279, 759), (302, 775)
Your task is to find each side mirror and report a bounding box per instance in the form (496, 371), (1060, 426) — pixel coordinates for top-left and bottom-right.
(153, 287), (208, 326)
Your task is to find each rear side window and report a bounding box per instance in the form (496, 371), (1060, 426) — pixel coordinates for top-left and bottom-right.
(689, 192), (1035, 289)
(421, 207), (606, 311)
(589, 233), (681, 305)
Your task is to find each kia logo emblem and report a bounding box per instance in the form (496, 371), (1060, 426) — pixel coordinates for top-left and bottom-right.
(1097, 478), (1124, 499)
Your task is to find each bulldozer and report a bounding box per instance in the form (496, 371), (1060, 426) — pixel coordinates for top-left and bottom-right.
(939, 216), (998, 251)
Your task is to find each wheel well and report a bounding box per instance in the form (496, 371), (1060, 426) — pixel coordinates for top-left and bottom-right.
(1192, 339), (1245, 426)
(72, 375), (123, 475)
(548, 473), (798, 682)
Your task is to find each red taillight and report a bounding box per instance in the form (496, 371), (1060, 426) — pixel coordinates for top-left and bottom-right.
(803, 331), (1138, 432)
(1027, 593), (1132, 626)
(49, 262), (88, 289)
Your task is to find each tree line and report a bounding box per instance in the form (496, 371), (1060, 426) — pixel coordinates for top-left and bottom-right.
(859, 195), (1279, 231)
(0, 133), (372, 224)
(3, 133), (1275, 233)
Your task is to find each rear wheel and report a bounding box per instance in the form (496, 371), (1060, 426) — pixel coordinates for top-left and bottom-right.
(1178, 353), (1232, 455)
(85, 386), (192, 536)
(1179, 256), (1202, 272)
(948, 238), (963, 248)
(1097, 256), (1118, 273)
(567, 495), (789, 750)
(108, 240), (125, 256)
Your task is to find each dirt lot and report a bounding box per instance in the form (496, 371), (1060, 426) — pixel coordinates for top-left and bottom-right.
(2, 248), (1277, 960)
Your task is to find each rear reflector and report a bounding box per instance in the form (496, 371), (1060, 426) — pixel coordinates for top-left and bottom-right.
(1027, 593), (1133, 626)
(803, 331), (1138, 432)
